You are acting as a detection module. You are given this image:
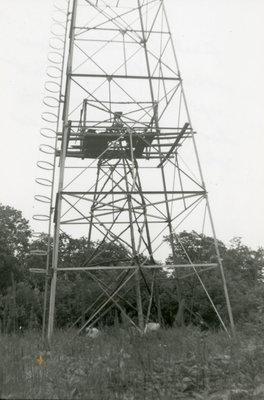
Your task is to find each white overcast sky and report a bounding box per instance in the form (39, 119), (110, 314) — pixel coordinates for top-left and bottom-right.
(0, 0), (263, 250)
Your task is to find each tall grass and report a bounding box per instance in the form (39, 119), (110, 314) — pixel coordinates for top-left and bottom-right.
(1, 325), (264, 399)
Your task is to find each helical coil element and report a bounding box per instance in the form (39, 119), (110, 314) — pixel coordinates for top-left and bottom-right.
(33, 0), (69, 238)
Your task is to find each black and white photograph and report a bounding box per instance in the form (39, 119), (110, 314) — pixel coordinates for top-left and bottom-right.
(0, 0), (264, 399)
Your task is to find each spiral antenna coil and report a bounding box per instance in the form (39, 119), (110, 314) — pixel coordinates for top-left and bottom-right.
(33, 0), (69, 226)
(32, 0), (70, 338)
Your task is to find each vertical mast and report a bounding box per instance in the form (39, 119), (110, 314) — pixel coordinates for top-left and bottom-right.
(47, 0), (78, 340)
(137, 0), (182, 302)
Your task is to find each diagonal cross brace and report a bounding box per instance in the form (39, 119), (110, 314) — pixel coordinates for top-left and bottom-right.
(157, 122), (189, 168)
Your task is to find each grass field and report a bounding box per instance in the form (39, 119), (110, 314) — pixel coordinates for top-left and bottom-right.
(1, 324), (264, 400)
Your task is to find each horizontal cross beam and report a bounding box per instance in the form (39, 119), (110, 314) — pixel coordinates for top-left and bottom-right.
(30, 263), (218, 273)
(75, 27), (170, 34)
(71, 73), (180, 81)
(62, 191), (206, 195)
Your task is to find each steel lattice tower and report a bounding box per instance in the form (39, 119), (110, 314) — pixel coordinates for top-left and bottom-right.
(32, 0), (235, 340)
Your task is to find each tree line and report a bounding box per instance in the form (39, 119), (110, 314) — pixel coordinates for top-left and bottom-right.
(0, 203), (263, 333)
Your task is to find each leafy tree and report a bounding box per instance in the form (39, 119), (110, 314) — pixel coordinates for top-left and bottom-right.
(226, 237), (263, 285)
(0, 204), (31, 293)
(0, 204), (31, 260)
(223, 238), (264, 323)
(165, 230), (226, 264)
(2, 202), (263, 332)
(162, 231), (264, 327)
(36, 230), (264, 330)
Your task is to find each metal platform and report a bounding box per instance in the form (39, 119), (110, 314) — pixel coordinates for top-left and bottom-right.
(60, 112), (192, 160)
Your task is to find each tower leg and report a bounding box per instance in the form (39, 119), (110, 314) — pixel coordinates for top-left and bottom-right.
(135, 268), (144, 331)
(137, 3), (182, 302)
(47, 220), (60, 340)
(123, 157), (144, 331)
(206, 200), (236, 337)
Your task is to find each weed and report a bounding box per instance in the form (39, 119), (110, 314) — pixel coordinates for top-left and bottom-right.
(0, 325), (263, 399)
